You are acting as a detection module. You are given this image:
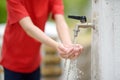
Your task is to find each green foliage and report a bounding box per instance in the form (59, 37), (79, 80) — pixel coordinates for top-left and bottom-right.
(0, 0), (7, 23)
(63, 0), (90, 16)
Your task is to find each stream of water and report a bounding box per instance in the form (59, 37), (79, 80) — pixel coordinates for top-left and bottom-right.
(63, 33), (84, 80)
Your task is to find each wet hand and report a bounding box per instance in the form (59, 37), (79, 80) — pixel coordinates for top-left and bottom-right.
(57, 43), (73, 59)
(70, 44), (83, 59)
(63, 44), (83, 59)
(57, 43), (83, 59)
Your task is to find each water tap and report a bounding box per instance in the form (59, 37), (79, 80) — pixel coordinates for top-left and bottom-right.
(68, 15), (95, 38)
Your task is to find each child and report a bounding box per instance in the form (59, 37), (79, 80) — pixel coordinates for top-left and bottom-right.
(0, 0), (83, 80)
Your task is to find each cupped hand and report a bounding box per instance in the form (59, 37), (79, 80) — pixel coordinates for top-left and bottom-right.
(56, 43), (73, 59)
(57, 43), (83, 59)
(64, 44), (83, 59)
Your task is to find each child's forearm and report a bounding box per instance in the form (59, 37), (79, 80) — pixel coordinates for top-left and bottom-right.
(19, 17), (58, 49)
(55, 15), (72, 45)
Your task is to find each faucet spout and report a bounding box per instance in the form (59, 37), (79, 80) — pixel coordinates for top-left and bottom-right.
(76, 23), (95, 29)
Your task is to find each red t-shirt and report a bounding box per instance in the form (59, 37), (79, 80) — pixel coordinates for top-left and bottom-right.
(0, 0), (64, 73)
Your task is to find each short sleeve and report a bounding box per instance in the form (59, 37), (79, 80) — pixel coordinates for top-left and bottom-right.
(7, 0), (29, 24)
(50, 0), (64, 19)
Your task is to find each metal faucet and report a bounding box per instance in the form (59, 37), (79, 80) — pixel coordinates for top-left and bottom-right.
(68, 15), (95, 41)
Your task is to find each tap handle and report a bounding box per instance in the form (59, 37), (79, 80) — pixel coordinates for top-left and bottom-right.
(68, 15), (87, 23)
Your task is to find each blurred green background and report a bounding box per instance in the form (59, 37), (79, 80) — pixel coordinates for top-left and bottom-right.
(0, 0), (91, 23)
(0, 0), (7, 23)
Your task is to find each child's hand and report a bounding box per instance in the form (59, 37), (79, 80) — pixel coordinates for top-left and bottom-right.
(57, 43), (83, 59)
(70, 44), (83, 59)
(63, 44), (83, 59)
(57, 43), (73, 59)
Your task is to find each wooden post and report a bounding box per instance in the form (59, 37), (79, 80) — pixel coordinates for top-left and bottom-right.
(91, 0), (120, 80)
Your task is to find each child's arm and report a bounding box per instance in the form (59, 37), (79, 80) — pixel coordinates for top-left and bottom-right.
(19, 16), (72, 58)
(54, 14), (72, 45)
(19, 17), (58, 49)
(54, 14), (83, 59)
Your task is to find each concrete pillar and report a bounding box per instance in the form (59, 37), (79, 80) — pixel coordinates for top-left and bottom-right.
(91, 0), (120, 80)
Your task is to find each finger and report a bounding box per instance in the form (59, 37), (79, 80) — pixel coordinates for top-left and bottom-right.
(58, 44), (67, 52)
(67, 47), (75, 58)
(74, 46), (79, 56)
(72, 55), (78, 60)
(76, 44), (83, 54)
(69, 53), (75, 59)
(67, 45), (78, 58)
(59, 54), (69, 59)
(78, 44), (84, 51)
(75, 45), (83, 56)
(59, 48), (73, 58)
(59, 52), (66, 55)
(66, 47), (73, 54)
(58, 44), (68, 55)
